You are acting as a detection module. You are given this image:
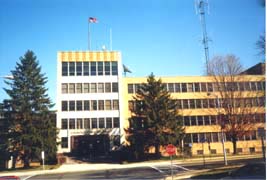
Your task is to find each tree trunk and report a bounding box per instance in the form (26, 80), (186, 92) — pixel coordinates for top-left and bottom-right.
(232, 137), (237, 155)
(23, 155), (30, 168)
(155, 143), (160, 158)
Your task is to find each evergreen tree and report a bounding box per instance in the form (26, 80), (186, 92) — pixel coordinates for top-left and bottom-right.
(126, 73), (184, 158)
(4, 50), (57, 168)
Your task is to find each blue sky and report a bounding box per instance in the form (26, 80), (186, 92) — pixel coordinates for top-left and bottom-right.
(0, 0), (265, 105)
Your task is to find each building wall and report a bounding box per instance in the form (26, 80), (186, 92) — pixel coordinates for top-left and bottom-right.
(122, 75), (265, 155)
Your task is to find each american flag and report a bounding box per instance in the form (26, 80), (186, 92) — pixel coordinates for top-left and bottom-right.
(89, 17), (98, 23)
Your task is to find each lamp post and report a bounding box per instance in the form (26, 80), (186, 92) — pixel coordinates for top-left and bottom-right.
(207, 93), (228, 166)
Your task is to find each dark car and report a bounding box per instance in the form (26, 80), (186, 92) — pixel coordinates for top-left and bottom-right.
(0, 176), (20, 180)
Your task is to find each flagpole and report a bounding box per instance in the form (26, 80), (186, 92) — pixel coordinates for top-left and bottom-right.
(110, 28), (112, 51)
(88, 21), (91, 50)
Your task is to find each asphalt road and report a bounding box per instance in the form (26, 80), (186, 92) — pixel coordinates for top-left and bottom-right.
(26, 158), (263, 180)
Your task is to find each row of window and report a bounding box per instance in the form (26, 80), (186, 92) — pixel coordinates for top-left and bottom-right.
(61, 82), (118, 94)
(128, 97), (265, 111)
(184, 131), (259, 144)
(62, 61), (118, 76)
(61, 117), (120, 130)
(182, 114), (265, 126)
(128, 81), (265, 94)
(62, 100), (119, 111)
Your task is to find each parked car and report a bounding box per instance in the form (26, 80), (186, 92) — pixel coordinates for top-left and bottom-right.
(0, 176), (20, 180)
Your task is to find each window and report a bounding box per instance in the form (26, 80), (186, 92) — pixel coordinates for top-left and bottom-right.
(184, 116), (190, 126)
(91, 100), (97, 110)
(211, 149), (217, 154)
(61, 137), (68, 148)
(209, 99), (215, 108)
(128, 84), (134, 93)
(202, 99), (208, 108)
(189, 99), (195, 109)
(99, 118), (105, 128)
(112, 82), (118, 92)
(97, 62), (103, 75)
(192, 134), (198, 143)
(76, 62), (82, 76)
(204, 116), (210, 125)
(90, 83), (97, 93)
(244, 82), (251, 91)
(76, 83), (82, 93)
(62, 62), (68, 76)
(76, 118), (83, 129)
(69, 101), (75, 111)
(113, 100), (119, 110)
(257, 82), (263, 91)
(168, 83), (174, 92)
(62, 83), (68, 94)
(210, 116), (217, 125)
(62, 101), (68, 111)
(174, 83), (180, 92)
(76, 101), (83, 111)
(106, 118), (112, 128)
(183, 99), (189, 109)
(207, 83), (213, 92)
(69, 119), (75, 129)
(92, 118), (98, 128)
(184, 134), (192, 143)
(112, 62), (118, 75)
(196, 99), (202, 108)
(61, 119), (68, 129)
(84, 100), (90, 111)
(199, 133), (205, 142)
(105, 100), (112, 110)
(187, 83), (193, 92)
(191, 116), (197, 126)
(212, 132), (219, 142)
(84, 83), (90, 93)
(84, 118), (90, 129)
(83, 62), (89, 76)
(201, 83), (207, 92)
(113, 117), (120, 128)
(104, 62), (110, 75)
(90, 62), (96, 76)
(197, 150), (203, 155)
(135, 84), (141, 93)
(69, 62), (75, 76)
(69, 83), (75, 93)
(105, 83), (111, 93)
(250, 82), (257, 91)
(181, 83), (187, 92)
(197, 116), (204, 125)
(176, 100), (182, 109)
(98, 100), (104, 110)
(194, 83), (200, 92)
(98, 83), (104, 93)
(239, 82), (245, 91)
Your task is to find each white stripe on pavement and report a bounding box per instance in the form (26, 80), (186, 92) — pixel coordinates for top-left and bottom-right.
(173, 164), (190, 171)
(22, 174), (36, 180)
(150, 166), (165, 174)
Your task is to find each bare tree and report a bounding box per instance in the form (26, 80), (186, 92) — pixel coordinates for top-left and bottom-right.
(207, 55), (265, 154)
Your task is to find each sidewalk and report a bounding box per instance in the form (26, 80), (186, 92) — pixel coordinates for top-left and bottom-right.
(0, 154), (263, 178)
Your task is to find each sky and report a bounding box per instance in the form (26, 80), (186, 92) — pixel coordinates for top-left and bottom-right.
(0, 0), (265, 106)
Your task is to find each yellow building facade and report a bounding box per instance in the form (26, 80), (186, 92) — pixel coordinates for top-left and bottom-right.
(122, 75), (265, 155)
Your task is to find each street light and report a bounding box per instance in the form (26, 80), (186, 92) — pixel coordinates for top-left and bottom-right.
(207, 93), (228, 166)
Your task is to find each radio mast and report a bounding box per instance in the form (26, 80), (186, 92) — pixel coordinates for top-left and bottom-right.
(195, 0), (210, 74)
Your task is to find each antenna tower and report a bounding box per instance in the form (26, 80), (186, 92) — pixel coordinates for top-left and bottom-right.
(196, 0), (210, 74)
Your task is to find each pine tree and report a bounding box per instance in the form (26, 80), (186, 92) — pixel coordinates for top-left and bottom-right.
(4, 50), (57, 168)
(126, 73), (184, 158)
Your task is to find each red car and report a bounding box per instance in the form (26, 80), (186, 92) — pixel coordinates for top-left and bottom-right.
(0, 176), (20, 180)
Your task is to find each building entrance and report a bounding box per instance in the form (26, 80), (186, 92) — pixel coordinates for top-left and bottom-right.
(71, 135), (110, 158)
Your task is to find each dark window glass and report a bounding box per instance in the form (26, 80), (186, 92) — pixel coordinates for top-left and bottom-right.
(62, 101), (68, 111)
(99, 118), (105, 128)
(112, 82), (118, 92)
(196, 99), (202, 108)
(202, 99), (209, 108)
(209, 99), (215, 108)
(98, 100), (104, 110)
(194, 83), (200, 92)
(197, 116), (204, 125)
(105, 83), (111, 93)
(106, 118), (112, 128)
(191, 116), (197, 126)
(184, 116), (190, 126)
(207, 83), (213, 92)
(181, 83), (187, 92)
(204, 116), (210, 125)
(212, 132), (219, 142)
(90, 62), (96, 76)
(84, 100), (90, 111)
(184, 134), (192, 143)
(112, 62), (118, 75)
(183, 99), (189, 109)
(62, 62), (68, 76)
(239, 82), (245, 91)
(76, 118), (83, 129)
(113, 117), (120, 128)
(128, 84), (134, 93)
(135, 84), (141, 93)
(97, 62), (103, 75)
(61, 119), (68, 129)
(104, 62), (111, 75)
(201, 83), (207, 92)
(91, 100), (97, 110)
(69, 101), (75, 111)
(92, 118), (98, 128)
(199, 133), (205, 142)
(76, 101), (83, 111)
(61, 137), (68, 148)
(192, 134), (198, 143)
(69, 62), (75, 76)
(256, 82), (263, 91)
(189, 99), (195, 109)
(69, 119), (75, 129)
(244, 82), (251, 91)
(187, 83), (193, 92)
(105, 100), (112, 110)
(76, 62), (82, 76)
(210, 116), (217, 125)
(168, 83), (174, 92)
(84, 118), (90, 129)
(174, 83), (180, 92)
(176, 100), (182, 109)
(83, 62), (89, 76)
(250, 82), (257, 91)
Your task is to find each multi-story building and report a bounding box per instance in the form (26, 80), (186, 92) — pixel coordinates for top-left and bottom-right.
(57, 50), (265, 156)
